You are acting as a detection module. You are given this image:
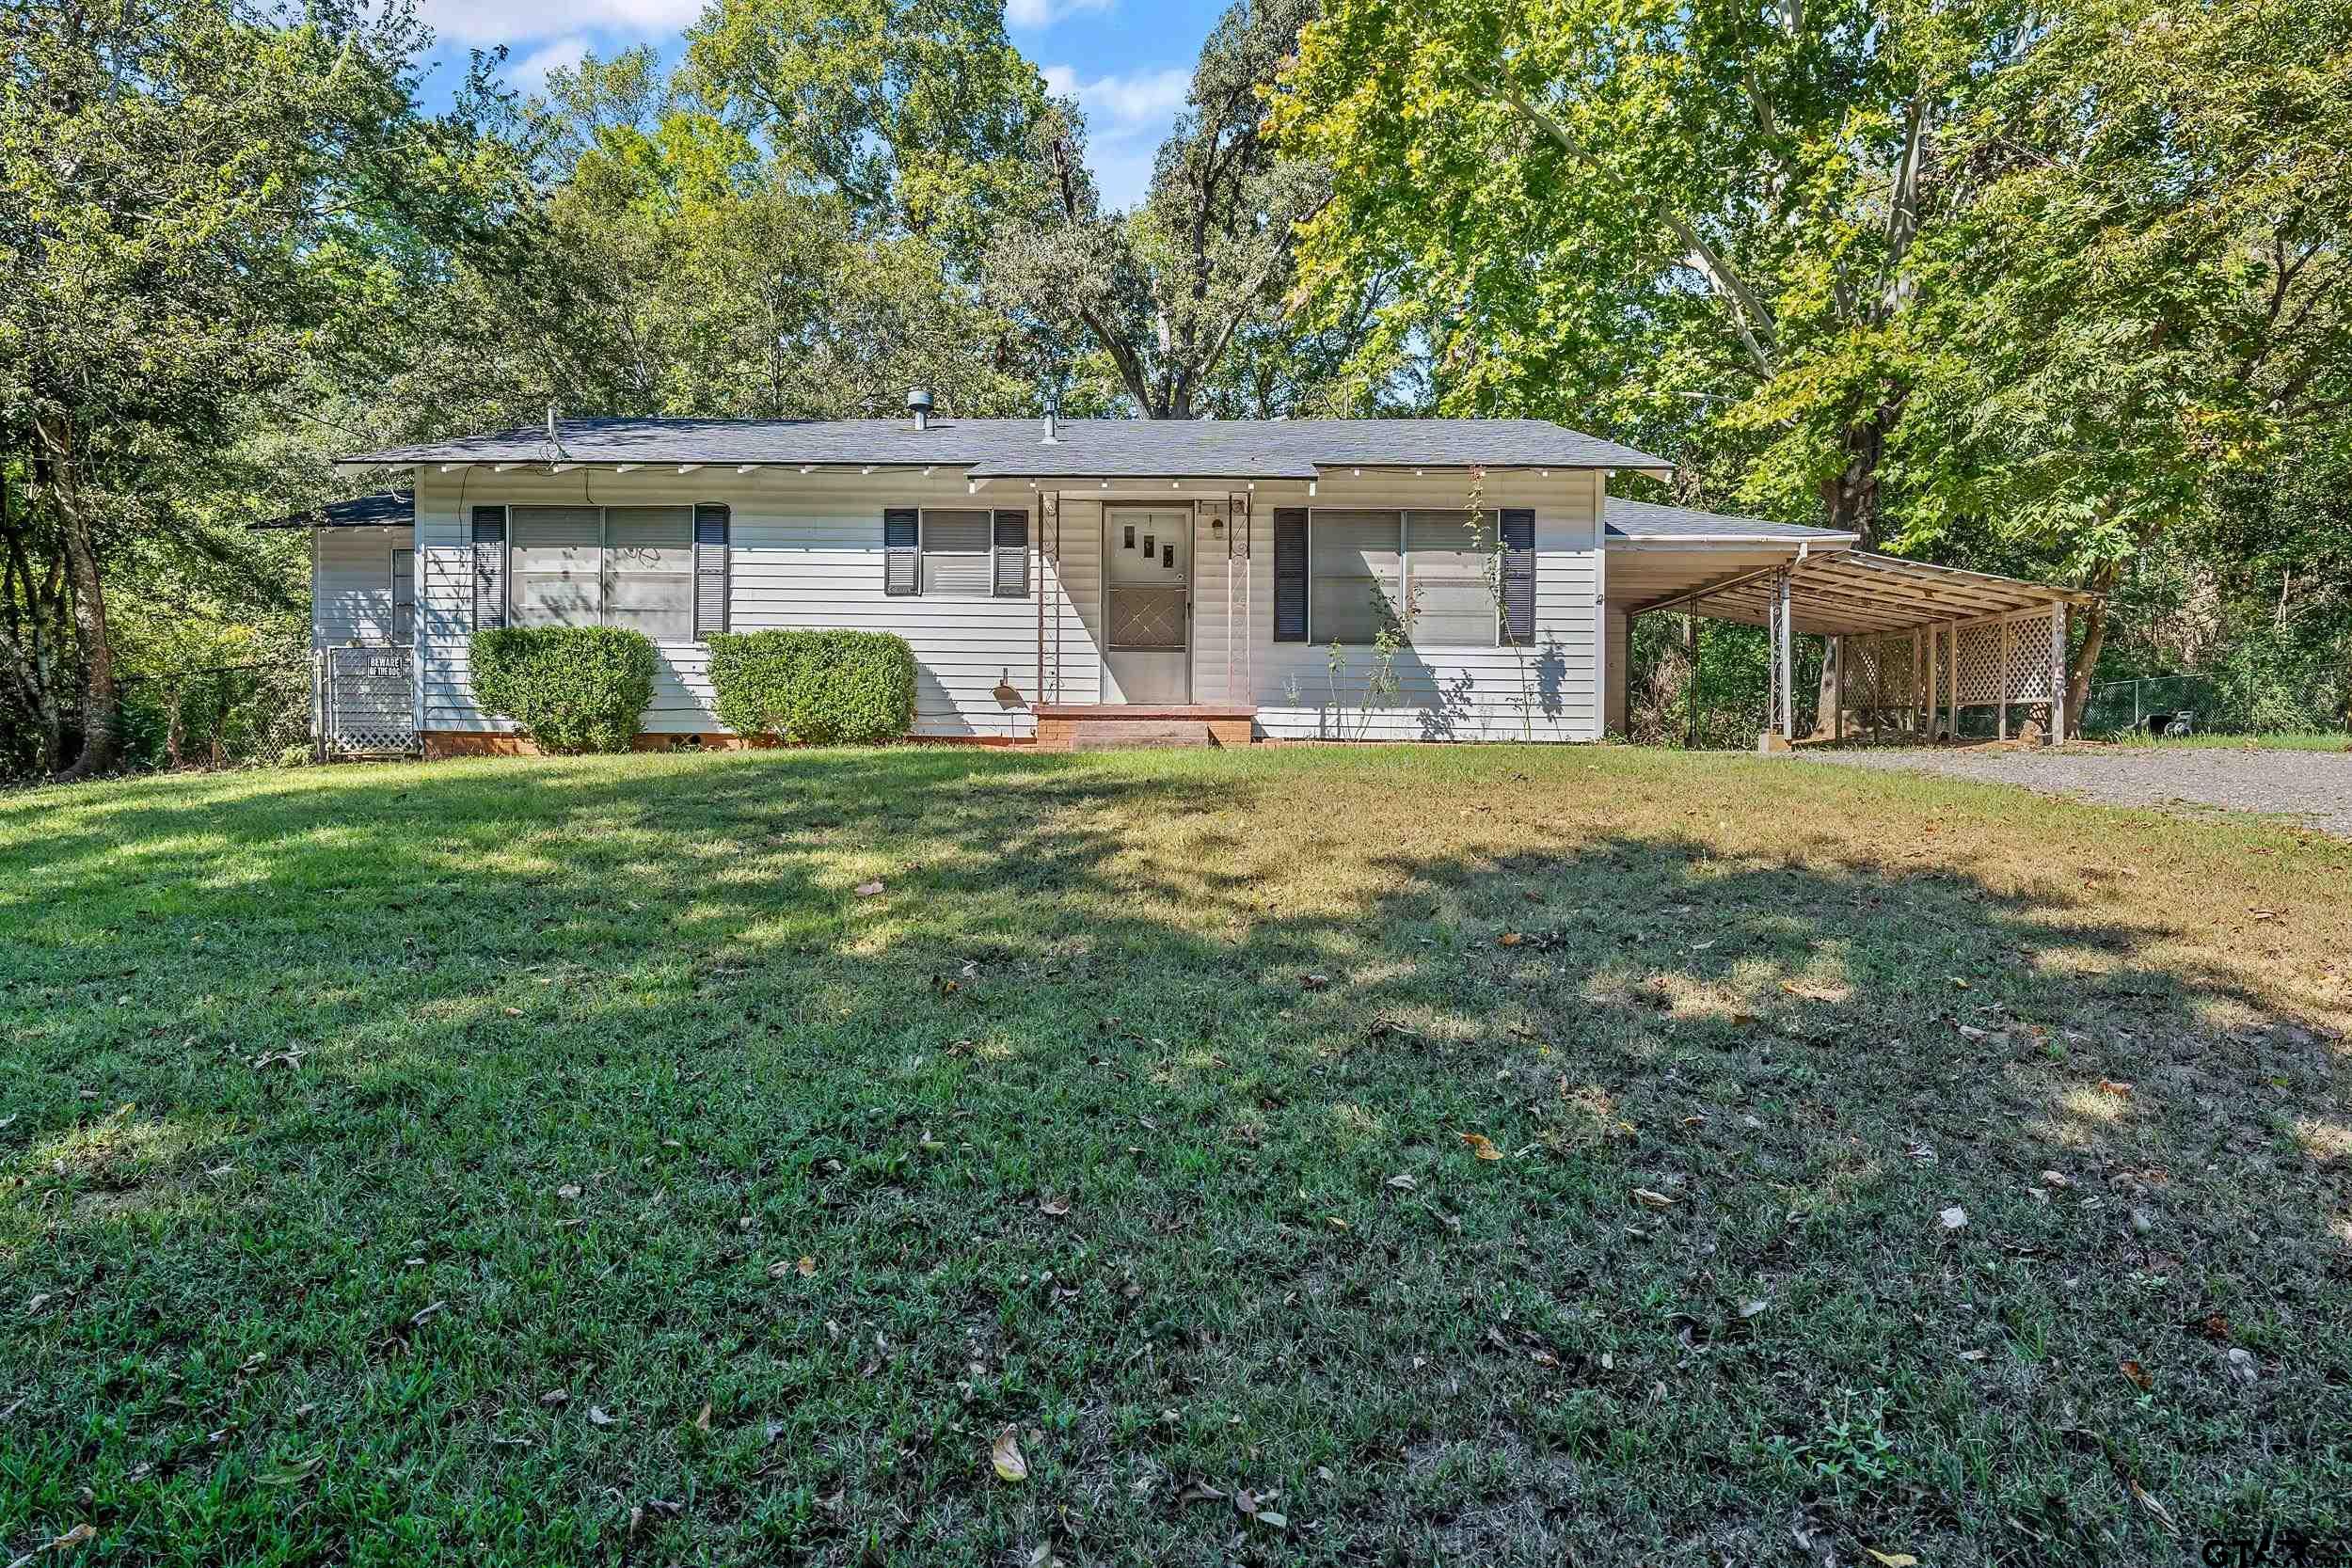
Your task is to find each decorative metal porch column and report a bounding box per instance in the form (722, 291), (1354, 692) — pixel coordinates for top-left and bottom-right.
(1763, 564), (1794, 750)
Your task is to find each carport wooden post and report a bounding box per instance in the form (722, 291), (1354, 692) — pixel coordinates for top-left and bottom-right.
(2048, 601), (2068, 742)
(1998, 621), (2015, 740)
(1761, 564), (1793, 748)
(1831, 636), (1844, 741)
(1946, 622), (1960, 741)
(1923, 627), (1937, 739)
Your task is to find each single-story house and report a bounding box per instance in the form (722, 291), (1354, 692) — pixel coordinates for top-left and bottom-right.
(262, 403), (2090, 753)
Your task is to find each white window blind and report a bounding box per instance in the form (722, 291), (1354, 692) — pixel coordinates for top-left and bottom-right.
(605, 506), (694, 642)
(510, 507), (603, 626)
(921, 510), (993, 596)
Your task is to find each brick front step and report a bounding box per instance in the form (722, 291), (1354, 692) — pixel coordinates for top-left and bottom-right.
(1033, 703), (1256, 752)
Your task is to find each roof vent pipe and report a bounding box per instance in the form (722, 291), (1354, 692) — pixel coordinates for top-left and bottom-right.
(906, 388), (932, 431)
(1041, 404), (1059, 445)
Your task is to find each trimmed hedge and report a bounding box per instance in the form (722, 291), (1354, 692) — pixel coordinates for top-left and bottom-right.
(706, 629), (915, 745)
(469, 626), (659, 753)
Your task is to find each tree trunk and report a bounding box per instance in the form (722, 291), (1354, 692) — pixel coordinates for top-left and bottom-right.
(2064, 561), (2121, 739)
(37, 419), (119, 779)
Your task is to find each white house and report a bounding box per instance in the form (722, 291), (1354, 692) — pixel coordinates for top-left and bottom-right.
(266, 402), (2086, 753)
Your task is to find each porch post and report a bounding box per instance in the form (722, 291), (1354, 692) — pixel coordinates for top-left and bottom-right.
(2047, 600), (2068, 743)
(1762, 564), (1793, 750)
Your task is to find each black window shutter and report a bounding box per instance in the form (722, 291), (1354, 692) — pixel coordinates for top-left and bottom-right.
(992, 509), (1029, 597)
(1499, 508), (1535, 642)
(693, 503), (730, 638)
(1272, 508), (1308, 642)
(883, 508), (919, 595)
(471, 505), (507, 630)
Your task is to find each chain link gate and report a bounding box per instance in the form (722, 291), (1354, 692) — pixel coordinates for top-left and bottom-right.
(319, 644), (419, 758)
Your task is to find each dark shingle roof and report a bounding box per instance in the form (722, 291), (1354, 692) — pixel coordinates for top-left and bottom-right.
(339, 418), (1670, 477)
(1604, 496), (1853, 543)
(249, 491), (414, 530)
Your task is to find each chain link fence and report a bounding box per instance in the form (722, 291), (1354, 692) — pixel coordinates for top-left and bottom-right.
(2083, 674), (2215, 738)
(104, 647), (417, 772)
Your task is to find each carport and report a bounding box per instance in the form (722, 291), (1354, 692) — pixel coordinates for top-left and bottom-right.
(1602, 499), (2097, 746)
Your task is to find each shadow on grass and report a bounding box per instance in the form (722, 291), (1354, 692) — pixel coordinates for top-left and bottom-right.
(1, 748), (2345, 1566)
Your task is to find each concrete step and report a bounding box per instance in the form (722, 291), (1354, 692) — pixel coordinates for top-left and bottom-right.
(1068, 721), (1213, 751)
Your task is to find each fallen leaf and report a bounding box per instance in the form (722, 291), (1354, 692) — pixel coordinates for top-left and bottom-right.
(991, 1425), (1028, 1482)
(1385, 1174), (1417, 1191)
(1300, 974), (1329, 990)
(554, 1184), (581, 1200)
(2098, 1078), (2133, 1097)
(798, 1255), (816, 1277)
(1956, 1349), (1989, 1363)
(2129, 1479), (2176, 1533)
(2225, 1347), (2259, 1385)
(1865, 1552), (1918, 1567)
(2249, 907), (2278, 921)
(1497, 932), (1524, 947)
(2041, 1170), (2076, 1190)
(2120, 1358), (2152, 1390)
(1939, 1205), (1968, 1230)
(1037, 1196), (1071, 1217)
(539, 1388), (569, 1406)
(46, 1524), (96, 1552)
(1325, 1214), (1348, 1230)
(694, 1402), (712, 1433)
(1955, 1023), (1989, 1042)
(853, 880), (885, 897)
(1459, 1132), (1503, 1161)
(588, 1405), (617, 1428)
(1737, 1298), (1769, 1321)
(409, 1300), (447, 1327)
(1630, 1188), (1676, 1209)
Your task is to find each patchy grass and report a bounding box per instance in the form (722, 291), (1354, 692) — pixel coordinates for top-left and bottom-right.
(3, 746), (2348, 1566)
(2096, 730), (2350, 752)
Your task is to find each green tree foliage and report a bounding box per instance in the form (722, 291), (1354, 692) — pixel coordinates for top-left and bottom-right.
(991, 0), (1349, 418)
(0, 0), (526, 773)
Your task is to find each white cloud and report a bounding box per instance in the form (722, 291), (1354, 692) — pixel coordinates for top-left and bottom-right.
(1042, 64), (1192, 211)
(1043, 64), (1191, 131)
(509, 34), (592, 93)
(415, 0), (701, 47)
(1006, 0), (1114, 28)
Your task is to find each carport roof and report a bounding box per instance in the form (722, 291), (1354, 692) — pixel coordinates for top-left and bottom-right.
(1641, 546), (2094, 636)
(249, 491), (414, 530)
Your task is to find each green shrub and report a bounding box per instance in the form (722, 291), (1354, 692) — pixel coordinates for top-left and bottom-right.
(469, 626), (659, 753)
(706, 629), (914, 745)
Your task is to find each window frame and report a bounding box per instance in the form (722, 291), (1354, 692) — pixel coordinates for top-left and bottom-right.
(389, 546), (416, 645)
(1299, 507), (1512, 649)
(503, 504), (707, 644)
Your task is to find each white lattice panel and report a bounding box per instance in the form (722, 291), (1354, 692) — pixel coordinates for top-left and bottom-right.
(2005, 622), (2057, 702)
(1846, 633), (1918, 714)
(1955, 623), (2004, 705)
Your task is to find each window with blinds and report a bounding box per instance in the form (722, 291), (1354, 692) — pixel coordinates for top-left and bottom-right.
(883, 508), (1030, 597)
(503, 504), (701, 642)
(1274, 509), (1529, 647)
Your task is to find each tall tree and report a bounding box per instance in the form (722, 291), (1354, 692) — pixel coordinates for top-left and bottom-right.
(1899, 0), (2352, 728)
(0, 0), (521, 774)
(1271, 0), (2017, 536)
(991, 0), (1334, 419)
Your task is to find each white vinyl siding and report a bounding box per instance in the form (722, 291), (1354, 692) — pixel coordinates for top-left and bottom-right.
(1192, 473), (1601, 740)
(413, 471), (1095, 739)
(408, 467), (1598, 744)
(312, 526), (415, 649)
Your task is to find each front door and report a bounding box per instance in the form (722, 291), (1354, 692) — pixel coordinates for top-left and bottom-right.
(1103, 505), (1192, 703)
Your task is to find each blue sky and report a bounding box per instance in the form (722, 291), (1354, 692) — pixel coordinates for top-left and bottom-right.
(410, 0), (1229, 211)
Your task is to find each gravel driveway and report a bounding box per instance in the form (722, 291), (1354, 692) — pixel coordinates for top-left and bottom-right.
(1801, 744), (2352, 837)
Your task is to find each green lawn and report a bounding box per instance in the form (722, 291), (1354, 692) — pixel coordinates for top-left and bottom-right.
(4, 746), (2348, 1565)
